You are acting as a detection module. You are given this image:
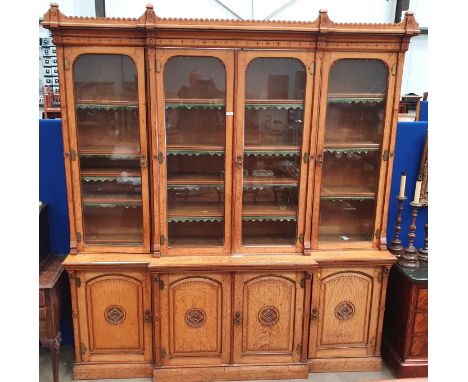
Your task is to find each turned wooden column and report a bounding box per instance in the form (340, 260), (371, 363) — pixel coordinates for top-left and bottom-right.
(388, 196), (407, 257)
(399, 202), (421, 268)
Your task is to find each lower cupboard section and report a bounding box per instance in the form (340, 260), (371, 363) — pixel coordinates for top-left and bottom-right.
(66, 264), (392, 380)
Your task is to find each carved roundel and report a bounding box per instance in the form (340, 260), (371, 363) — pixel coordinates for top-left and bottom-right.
(335, 301), (355, 321)
(104, 305), (126, 325)
(185, 308), (206, 328)
(258, 306), (280, 326)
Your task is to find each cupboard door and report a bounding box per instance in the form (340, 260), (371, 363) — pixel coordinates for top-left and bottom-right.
(233, 272), (304, 364)
(65, 47), (150, 253)
(158, 273), (231, 366)
(155, 50), (234, 255)
(311, 53), (397, 249)
(308, 267), (382, 358)
(75, 270), (153, 362)
(234, 51), (315, 253)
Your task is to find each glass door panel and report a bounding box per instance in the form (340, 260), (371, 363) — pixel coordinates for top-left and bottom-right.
(164, 56), (226, 247)
(242, 58), (305, 246)
(318, 59), (388, 243)
(73, 54), (143, 246)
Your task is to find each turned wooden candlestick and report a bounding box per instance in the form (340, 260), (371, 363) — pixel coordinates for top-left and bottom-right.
(388, 195), (407, 258)
(399, 201), (421, 268)
(418, 223), (428, 261)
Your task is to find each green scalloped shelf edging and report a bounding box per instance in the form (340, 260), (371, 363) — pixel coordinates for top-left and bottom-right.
(83, 203), (141, 208)
(243, 184), (297, 190)
(244, 151), (300, 157)
(245, 104), (303, 110)
(76, 104), (138, 110)
(80, 153), (140, 159)
(328, 98), (385, 104)
(82, 176), (141, 183)
(166, 150), (225, 156)
(165, 103), (225, 110)
(168, 217), (224, 223)
(168, 185), (223, 191)
(242, 216), (297, 222)
(324, 147), (380, 155)
(320, 196), (375, 201)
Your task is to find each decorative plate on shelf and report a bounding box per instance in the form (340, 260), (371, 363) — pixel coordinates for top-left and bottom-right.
(252, 170), (274, 177)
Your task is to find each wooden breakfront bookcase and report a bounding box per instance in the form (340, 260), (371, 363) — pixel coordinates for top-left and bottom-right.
(43, 4), (419, 381)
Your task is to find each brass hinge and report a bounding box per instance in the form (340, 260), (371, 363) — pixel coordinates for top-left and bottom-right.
(374, 229), (381, 239)
(303, 152), (309, 164)
(64, 58), (70, 70)
(309, 62), (315, 75)
(390, 63), (397, 76)
(156, 60), (162, 73)
(144, 310), (152, 323)
(298, 233), (304, 244)
(234, 311), (242, 325)
(79, 342), (86, 355)
(75, 276), (82, 288)
(300, 271), (313, 288)
(315, 154), (323, 166)
(76, 232), (82, 242)
(158, 152), (164, 164)
(160, 347), (166, 359)
(382, 150), (393, 161)
(311, 307), (318, 320)
(70, 149), (76, 161)
(160, 234), (166, 245)
(153, 275), (165, 290)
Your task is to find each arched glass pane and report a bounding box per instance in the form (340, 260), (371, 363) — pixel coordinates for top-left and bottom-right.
(73, 54), (143, 246)
(242, 58), (306, 246)
(319, 59), (388, 243)
(164, 56), (226, 247)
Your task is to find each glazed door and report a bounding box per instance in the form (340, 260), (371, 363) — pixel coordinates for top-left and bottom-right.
(311, 52), (397, 249)
(233, 51), (315, 253)
(74, 270), (153, 362)
(233, 272), (304, 364)
(155, 50), (234, 255)
(308, 267), (382, 358)
(64, 47), (150, 253)
(157, 273), (231, 366)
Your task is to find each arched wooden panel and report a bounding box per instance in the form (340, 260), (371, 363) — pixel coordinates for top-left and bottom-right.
(234, 272), (304, 364)
(158, 273), (231, 366)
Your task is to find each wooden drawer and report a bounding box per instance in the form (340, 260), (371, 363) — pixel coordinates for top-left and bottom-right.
(413, 312), (428, 333)
(410, 335), (428, 357)
(39, 290), (45, 307)
(416, 288), (428, 310)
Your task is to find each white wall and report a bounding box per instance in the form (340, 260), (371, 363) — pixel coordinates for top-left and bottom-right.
(39, 0), (427, 95)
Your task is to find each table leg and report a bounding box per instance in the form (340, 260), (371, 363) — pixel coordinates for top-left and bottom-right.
(40, 331), (62, 382)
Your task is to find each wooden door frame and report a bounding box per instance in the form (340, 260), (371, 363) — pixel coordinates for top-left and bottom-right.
(309, 51), (398, 250)
(156, 272), (232, 366)
(75, 270), (153, 362)
(233, 50), (315, 254)
(232, 271), (304, 364)
(64, 46), (151, 253)
(308, 266), (382, 358)
(154, 49), (235, 256)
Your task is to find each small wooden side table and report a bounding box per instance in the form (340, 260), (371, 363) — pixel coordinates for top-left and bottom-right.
(382, 263), (428, 378)
(40, 255), (67, 382)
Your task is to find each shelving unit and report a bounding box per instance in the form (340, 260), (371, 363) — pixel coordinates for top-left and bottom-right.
(42, 4), (419, 381)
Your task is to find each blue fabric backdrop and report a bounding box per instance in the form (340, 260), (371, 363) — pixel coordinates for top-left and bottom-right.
(386, 120), (428, 249)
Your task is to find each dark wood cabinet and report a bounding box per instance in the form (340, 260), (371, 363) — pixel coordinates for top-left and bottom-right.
(382, 263), (428, 378)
